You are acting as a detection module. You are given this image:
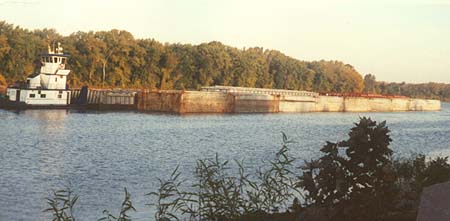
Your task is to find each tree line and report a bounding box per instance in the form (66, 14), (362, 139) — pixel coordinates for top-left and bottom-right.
(1, 21), (449, 101)
(364, 74), (450, 102)
(0, 21), (363, 92)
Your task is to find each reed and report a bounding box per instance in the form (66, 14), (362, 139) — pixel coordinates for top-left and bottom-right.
(44, 186), (78, 221)
(98, 188), (136, 221)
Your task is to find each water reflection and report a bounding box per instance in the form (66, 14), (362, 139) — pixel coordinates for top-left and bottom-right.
(22, 109), (69, 121)
(0, 103), (449, 221)
(8, 110), (70, 181)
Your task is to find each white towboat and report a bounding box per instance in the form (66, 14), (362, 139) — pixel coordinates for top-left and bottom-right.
(5, 43), (71, 108)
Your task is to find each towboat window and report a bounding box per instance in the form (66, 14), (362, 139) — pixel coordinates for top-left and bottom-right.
(58, 94), (62, 98)
(55, 77), (57, 82)
(29, 94), (35, 98)
(61, 58), (66, 64)
(54, 57), (58, 63)
(45, 57), (50, 62)
(40, 94), (46, 98)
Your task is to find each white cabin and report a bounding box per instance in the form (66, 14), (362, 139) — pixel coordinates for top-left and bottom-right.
(6, 43), (71, 106)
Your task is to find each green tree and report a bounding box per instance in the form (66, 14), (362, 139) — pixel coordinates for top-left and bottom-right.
(158, 50), (178, 90)
(0, 20), (375, 94)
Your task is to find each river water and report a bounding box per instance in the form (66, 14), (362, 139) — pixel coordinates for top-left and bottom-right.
(1, 103), (450, 220)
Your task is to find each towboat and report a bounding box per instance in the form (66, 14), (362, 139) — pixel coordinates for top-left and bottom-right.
(2, 43), (71, 109)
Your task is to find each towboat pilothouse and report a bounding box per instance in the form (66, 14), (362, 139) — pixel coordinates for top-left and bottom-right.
(5, 43), (71, 108)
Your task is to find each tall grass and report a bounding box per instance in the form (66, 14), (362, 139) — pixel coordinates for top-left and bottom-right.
(145, 132), (299, 221)
(44, 186), (78, 221)
(98, 188), (136, 221)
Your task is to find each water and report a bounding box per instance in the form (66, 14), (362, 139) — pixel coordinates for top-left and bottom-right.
(1, 103), (450, 221)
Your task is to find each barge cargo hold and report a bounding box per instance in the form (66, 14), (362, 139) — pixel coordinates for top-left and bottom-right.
(0, 86), (442, 113)
(136, 86), (441, 114)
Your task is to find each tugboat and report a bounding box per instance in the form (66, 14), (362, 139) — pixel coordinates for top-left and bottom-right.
(3, 43), (71, 108)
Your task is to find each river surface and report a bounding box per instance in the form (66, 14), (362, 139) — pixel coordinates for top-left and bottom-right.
(1, 103), (450, 220)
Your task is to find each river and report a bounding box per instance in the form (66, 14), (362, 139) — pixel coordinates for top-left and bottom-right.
(1, 103), (450, 220)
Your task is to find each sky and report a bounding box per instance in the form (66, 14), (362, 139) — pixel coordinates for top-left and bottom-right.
(1, 0), (450, 83)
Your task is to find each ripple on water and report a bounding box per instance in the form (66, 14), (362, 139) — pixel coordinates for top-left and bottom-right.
(0, 103), (449, 220)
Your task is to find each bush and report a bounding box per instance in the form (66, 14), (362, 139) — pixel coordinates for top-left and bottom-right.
(298, 117), (397, 221)
(298, 118), (450, 221)
(394, 154), (450, 209)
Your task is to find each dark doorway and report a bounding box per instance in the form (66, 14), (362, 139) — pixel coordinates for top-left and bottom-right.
(15, 90), (20, 102)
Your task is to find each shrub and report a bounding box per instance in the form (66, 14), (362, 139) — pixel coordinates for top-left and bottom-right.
(298, 117), (397, 221)
(394, 154), (450, 209)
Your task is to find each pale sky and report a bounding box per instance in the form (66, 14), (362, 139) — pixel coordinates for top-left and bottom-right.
(1, 0), (450, 83)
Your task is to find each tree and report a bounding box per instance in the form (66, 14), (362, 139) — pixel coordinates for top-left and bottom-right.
(364, 74), (377, 93)
(299, 117), (396, 221)
(0, 73), (6, 86)
(0, 34), (10, 61)
(340, 118), (395, 220)
(158, 51), (178, 90)
(0, 20), (375, 94)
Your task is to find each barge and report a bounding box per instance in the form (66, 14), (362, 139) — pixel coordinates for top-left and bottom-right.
(0, 44), (441, 113)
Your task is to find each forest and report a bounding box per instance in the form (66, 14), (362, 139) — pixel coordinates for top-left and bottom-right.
(364, 74), (450, 102)
(0, 21), (449, 101)
(0, 21), (363, 92)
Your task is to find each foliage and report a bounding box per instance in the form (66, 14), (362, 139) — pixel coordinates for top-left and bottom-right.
(297, 118), (450, 221)
(147, 166), (184, 221)
(0, 20), (363, 92)
(340, 118), (396, 220)
(363, 74), (377, 94)
(422, 156), (450, 186)
(98, 188), (136, 221)
(0, 73), (6, 96)
(44, 186), (79, 221)
(0, 73), (6, 86)
(298, 117), (398, 220)
(363, 74), (450, 101)
(147, 132), (299, 221)
(246, 133), (298, 214)
(395, 155), (450, 194)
